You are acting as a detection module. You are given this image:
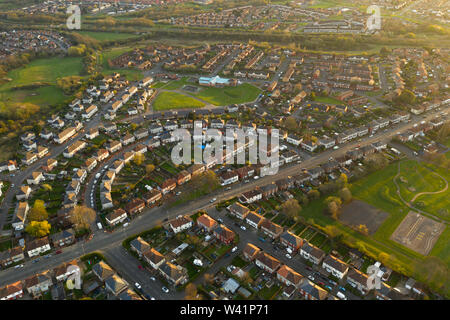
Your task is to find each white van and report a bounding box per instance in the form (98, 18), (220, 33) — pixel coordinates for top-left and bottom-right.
(336, 291), (347, 300)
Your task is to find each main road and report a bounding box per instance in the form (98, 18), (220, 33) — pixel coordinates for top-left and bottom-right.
(0, 104), (447, 287)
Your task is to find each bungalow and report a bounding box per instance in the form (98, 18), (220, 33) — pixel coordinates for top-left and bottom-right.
(168, 215), (193, 234)
(197, 214), (218, 232)
(26, 237), (51, 258)
(277, 265), (303, 288)
(143, 247), (165, 270)
(27, 171), (44, 185)
(50, 228), (76, 248)
(105, 274), (128, 296)
(300, 242), (325, 265)
(322, 255), (349, 279)
(158, 262), (188, 286)
(106, 208), (128, 226)
(213, 224), (235, 244)
(280, 231), (303, 252)
(227, 202), (250, 220)
(260, 219), (284, 239)
(92, 261), (115, 282)
(160, 179), (177, 194)
(245, 211), (265, 229)
(255, 251), (281, 274)
(242, 243), (261, 261)
(298, 279), (328, 300)
(124, 198), (146, 216)
(130, 237), (151, 257)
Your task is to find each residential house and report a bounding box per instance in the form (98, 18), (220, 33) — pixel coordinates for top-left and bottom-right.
(0, 246), (25, 268)
(255, 252), (281, 274)
(245, 211), (264, 229)
(16, 186), (32, 200)
(242, 243), (261, 261)
(158, 262), (188, 286)
(24, 271), (53, 297)
(26, 237), (51, 258)
(27, 171), (44, 185)
(298, 279), (329, 300)
(240, 189), (262, 204)
(160, 179), (177, 194)
(347, 268), (371, 295)
(124, 198), (146, 216)
(227, 202), (250, 220)
(197, 214), (218, 232)
(277, 265), (303, 288)
(106, 208), (127, 226)
(0, 281), (23, 300)
(322, 255), (349, 279)
(105, 274), (128, 296)
(280, 231), (303, 252)
(213, 224), (235, 244)
(168, 215), (193, 234)
(92, 261), (115, 282)
(50, 228), (75, 248)
(143, 248), (165, 270)
(260, 219), (284, 239)
(130, 237), (151, 257)
(12, 202), (29, 231)
(300, 242), (325, 265)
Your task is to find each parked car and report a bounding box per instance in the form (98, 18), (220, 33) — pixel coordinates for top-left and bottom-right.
(285, 253), (292, 259)
(138, 265), (143, 270)
(55, 250), (62, 255)
(308, 275), (314, 281)
(231, 246), (238, 253)
(210, 198), (217, 203)
(306, 266), (313, 271)
(240, 225), (246, 231)
(150, 276), (156, 281)
(135, 282), (142, 290)
(162, 286), (169, 293)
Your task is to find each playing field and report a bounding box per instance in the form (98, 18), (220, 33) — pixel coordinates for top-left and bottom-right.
(152, 91), (205, 110)
(391, 211), (445, 256)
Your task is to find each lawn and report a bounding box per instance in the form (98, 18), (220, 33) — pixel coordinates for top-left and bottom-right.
(152, 91), (205, 110)
(313, 95), (343, 105)
(257, 284), (280, 300)
(193, 83), (261, 106)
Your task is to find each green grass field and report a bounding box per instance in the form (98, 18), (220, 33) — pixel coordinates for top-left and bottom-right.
(313, 95), (343, 105)
(0, 56), (83, 111)
(152, 91), (205, 110)
(73, 31), (140, 42)
(193, 83), (261, 106)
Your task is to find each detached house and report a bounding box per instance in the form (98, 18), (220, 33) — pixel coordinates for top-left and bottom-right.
(24, 271), (53, 297)
(93, 261), (115, 282)
(158, 262), (188, 286)
(16, 186), (32, 200)
(105, 274), (128, 296)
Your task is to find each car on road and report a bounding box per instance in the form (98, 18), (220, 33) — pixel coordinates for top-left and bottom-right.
(254, 176), (260, 180)
(285, 253), (292, 259)
(210, 198), (216, 203)
(150, 276), (156, 281)
(162, 286), (169, 293)
(44, 254), (52, 259)
(11, 184), (15, 188)
(258, 237), (265, 242)
(175, 191), (181, 196)
(225, 187), (232, 190)
(55, 250), (62, 255)
(32, 258), (40, 264)
(217, 218), (223, 223)
(240, 225), (246, 231)
(150, 297), (156, 300)
(308, 275), (314, 281)
(135, 283), (142, 290)
(15, 264), (24, 269)
(231, 246), (238, 253)
(325, 285), (333, 291)
(123, 223), (129, 227)
(328, 280), (337, 286)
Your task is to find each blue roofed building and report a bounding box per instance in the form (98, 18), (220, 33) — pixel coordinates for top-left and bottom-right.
(198, 76), (236, 87)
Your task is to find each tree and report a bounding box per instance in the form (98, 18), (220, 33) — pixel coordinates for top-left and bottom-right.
(284, 116), (299, 131)
(133, 153), (145, 166)
(241, 271), (254, 285)
(42, 184), (53, 199)
(203, 273), (215, 286)
(339, 187), (352, 204)
(281, 198), (301, 220)
(184, 283), (200, 300)
(25, 220), (51, 238)
(69, 205), (96, 231)
(28, 200), (48, 222)
(337, 173), (348, 188)
(307, 189), (320, 200)
(357, 224), (369, 236)
(145, 164), (155, 175)
(325, 196), (342, 219)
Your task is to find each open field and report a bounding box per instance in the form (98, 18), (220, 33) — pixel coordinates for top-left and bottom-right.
(340, 200), (390, 235)
(193, 83), (261, 106)
(73, 31), (140, 42)
(313, 95), (343, 105)
(391, 211), (445, 256)
(0, 56), (83, 112)
(152, 91), (205, 110)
